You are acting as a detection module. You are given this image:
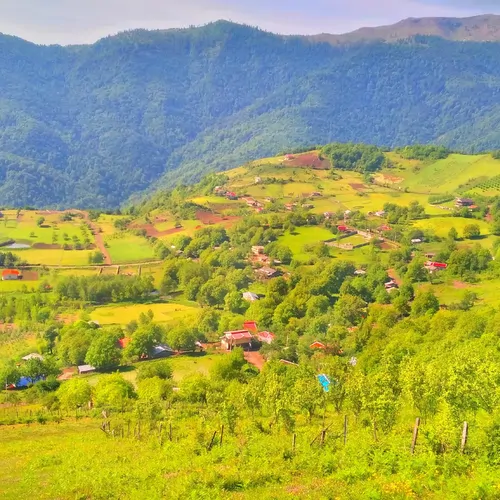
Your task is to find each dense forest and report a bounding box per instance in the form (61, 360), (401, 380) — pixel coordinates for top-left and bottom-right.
(2, 23), (500, 207)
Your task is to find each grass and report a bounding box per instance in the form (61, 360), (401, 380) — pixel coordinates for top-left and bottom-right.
(0, 332), (38, 360)
(387, 153), (500, 195)
(413, 217), (492, 240)
(90, 302), (199, 325)
(279, 227), (336, 261)
(8, 248), (95, 266)
(105, 234), (156, 264)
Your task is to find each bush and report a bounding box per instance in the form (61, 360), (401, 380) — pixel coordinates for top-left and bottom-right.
(136, 360), (173, 382)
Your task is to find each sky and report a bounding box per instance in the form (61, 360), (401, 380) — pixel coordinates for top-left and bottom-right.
(0, 0), (499, 45)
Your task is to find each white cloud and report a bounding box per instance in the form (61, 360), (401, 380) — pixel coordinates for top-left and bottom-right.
(0, 0), (495, 44)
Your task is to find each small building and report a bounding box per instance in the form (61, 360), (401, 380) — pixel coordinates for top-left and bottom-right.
(456, 198), (474, 208)
(255, 177), (262, 184)
(311, 192), (322, 197)
(384, 279), (398, 290)
(324, 212), (333, 219)
(354, 269), (367, 276)
(375, 211), (386, 217)
(258, 331), (275, 344)
(117, 337), (132, 349)
(226, 192), (238, 200)
(78, 364), (96, 375)
(251, 246), (265, 255)
(2, 269), (21, 281)
(21, 353), (44, 361)
(378, 225), (391, 232)
(243, 292), (260, 302)
(411, 238), (423, 244)
(337, 225), (349, 232)
(425, 261), (448, 272)
(310, 341), (326, 350)
(243, 321), (258, 332)
(151, 344), (174, 358)
(221, 330), (253, 350)
(256, 267), (279, 279)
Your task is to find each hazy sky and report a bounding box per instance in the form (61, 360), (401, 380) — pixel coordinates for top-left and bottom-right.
(1, 0), (499, 45)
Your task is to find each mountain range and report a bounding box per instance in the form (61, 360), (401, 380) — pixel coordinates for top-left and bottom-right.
(2, 16), (500, 208)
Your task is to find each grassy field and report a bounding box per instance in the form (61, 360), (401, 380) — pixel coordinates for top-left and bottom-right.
(384, 153), (500, 195)
(105, 234), (156, 264)
(91, 302), (199, 325)
(279, 227), (335, 261)
(413, 217), (492, 240)
(9, 248), (95, 266)
(0, 332), (38, 360)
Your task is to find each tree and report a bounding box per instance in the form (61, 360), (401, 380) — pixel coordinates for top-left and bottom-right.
(36, 217), (45, 227)
(411, 290), (440, 317)
(93, 373), (136, 410)
(88, 251), (105, 264)
(224, 290), (248, 314)
(85, 333), (122, 371)
(136, 360), (173, 382)
(211, 348), (247, 382)
(137, 377), (173, 402)
(125, 323), (164, 359)
(0, 360), (20, 388)
(57, 379), (92, 410)
(463, 224), (481, 240)
(448, 227), (459, 241)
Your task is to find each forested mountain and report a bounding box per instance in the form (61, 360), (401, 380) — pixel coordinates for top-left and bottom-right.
(3, 21), (500, 207)
(312, 14), (500, 44)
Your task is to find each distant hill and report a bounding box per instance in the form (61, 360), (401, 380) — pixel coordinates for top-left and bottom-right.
(312, 14), (500, 44)
(2, 20), (500, 208)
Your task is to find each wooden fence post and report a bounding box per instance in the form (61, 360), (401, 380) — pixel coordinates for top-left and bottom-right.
(220, 425), (224, 447)
(207, 431), (217, 451)
(169, 422), (172, 441)
(292, 433), (297, 452)
(411, 417), (420, 454)
(461, 422), (468, 454)
(343, 415), (348, 446)
(373, 421), (378, 442)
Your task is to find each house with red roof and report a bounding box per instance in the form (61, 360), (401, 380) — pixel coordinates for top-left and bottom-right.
(257, 331), (275, 344)
(310, 341), (326, 350)
(2, 269), (21, 281)
(243, 321), (258, 332)
(221, 330), (253, 350)
(118, 337), (132, 349)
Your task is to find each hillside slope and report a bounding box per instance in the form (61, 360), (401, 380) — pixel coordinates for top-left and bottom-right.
(2, 22), (500, 207)
(312, 14), (500, 44)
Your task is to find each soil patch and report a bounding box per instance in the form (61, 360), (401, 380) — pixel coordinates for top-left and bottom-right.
(453, 281), (469, 289)
(244, 351), (265, 370)
(284, 152), (331, 170)
(58, 367), (77, 381)
(21, 271), (39, 281)
(382, 174), (404, 183)
(32, 243), (61, 250)
(196, 211), (241, 227)
(350, 183), (366, 191)
(379, 242), (393, 251)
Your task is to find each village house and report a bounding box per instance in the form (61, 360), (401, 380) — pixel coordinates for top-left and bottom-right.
(354, 269), (367, 276)
(411, 238), (423, 244)
(255, 176), (262, 184)
(243, 292), (260, 302)
(385, 279), (398, 291)
(256, 266), (279, 279)
(117, 337), (132, 349)
(425, 261), (448, 272)
(324, 212), (333, 219)
(2, 269), (22, 281)
(375, 210), (386, 217)
(258, 331), (275, 344)
(226, 191), (238, 200)
(151, 344), (174, 358)
(21, 353), (44, 361)
(455, 197), (474, 208)
(78, 364), (96, 375)
(243, 321), (258, 332)
(311, 192), (322, 197)
(251, 246), (265, 255)
(310, 341), (326, 350)
(221, 330), (253, 350)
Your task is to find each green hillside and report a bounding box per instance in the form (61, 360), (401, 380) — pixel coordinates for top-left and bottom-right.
(3, 24), (500, 207)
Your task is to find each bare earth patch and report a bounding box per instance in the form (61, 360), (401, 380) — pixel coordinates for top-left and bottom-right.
(285, 152), (331, 170)
(349, 183), (366, 191)
(453, 281), (469, 289)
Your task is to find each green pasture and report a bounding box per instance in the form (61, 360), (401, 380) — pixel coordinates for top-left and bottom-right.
(394, 154), (500, 194)
(90, 302), (198, 326)
(105, 234), (155, 264)
(279, 227), (335, 261)
(8, 248), (95, 266)
(159, 220), (204, 242)
(0, 332), (38, 361)
(413, 217), (492, 240)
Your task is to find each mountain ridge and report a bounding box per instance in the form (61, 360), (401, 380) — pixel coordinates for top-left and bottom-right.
(1, 20), (500, 208)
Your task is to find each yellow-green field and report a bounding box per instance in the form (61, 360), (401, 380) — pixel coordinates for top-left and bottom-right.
(105, 234), (156, 263)
(9, 248), (95, 266)
(385, 153), (500, 195)
(413, 217), (492, 240)
(91, 302), (199, 325)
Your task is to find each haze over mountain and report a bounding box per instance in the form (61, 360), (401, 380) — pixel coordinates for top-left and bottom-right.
(1, 17), (500, 208)
(314, 14), (500, 43)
